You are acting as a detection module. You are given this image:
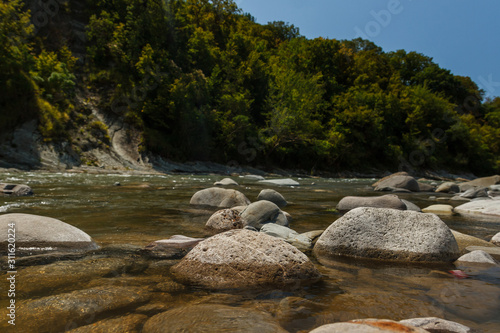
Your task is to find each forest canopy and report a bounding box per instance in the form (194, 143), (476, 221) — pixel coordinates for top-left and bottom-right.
(2, 0), (500, 174)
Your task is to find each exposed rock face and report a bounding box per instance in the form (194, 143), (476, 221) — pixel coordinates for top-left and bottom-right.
(0, 213), (99, 255)
(171, 229), (321, 289)
(257, 189), (287, 208)
(189, 187), (250, 208)
(455, 250), (499, 266)
(374, 175), (420, 192)
(142, 235), (204, 259)
(240, 200), (288, 230)
(258, 178), (300, 186)
(142, 304), (287, 333)
(310, 319), (429, 332)
(399, 317), (474, 333)
(422, 204), (454, 215)
(0, 183), (34, 196)
(314, 207), (460, 262)
(205, 208), (245, 233)
(454, 200), (500, 218)
(336, 195), (407, 213)
(214, 178), (238, 186)
(435, 182), (460, 193)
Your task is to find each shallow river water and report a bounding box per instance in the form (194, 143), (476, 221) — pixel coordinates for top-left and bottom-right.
(1, 171), (500, 332)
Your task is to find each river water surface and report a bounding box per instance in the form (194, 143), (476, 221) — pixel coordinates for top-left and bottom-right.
(1, 171), (499, 332)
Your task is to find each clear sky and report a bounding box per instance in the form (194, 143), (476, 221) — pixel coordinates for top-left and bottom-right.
(237, 0), (500, 99)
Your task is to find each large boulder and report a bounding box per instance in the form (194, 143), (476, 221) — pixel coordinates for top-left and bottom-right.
(0, 183), (33, 196)
(142, 235), (204, 259)
(258, 178), (300, 186)
(257, 189), (287, 208)
(310, 319), (428, 333)
(399, 317), (474, 333)
(435, 182), (460, 194)
(171, 229), (321, 289)
(336, 195), (407, 213)
(459, 175), (500, 191)
(374, 175), (420, 192)
(142, 304), (287, 333)
(314, 207), (460, 262)
(240, 200), (288, 230)
(190, 187), (250, 208)
(0, 213), (99, 255)
(205, 208), (245, 233)
(454, 200), (500, 218)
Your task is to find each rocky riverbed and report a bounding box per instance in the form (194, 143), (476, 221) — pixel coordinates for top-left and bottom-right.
(1, 170), (499, 332)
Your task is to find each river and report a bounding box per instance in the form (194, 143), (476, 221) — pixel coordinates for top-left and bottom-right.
(1, 171), (499, 332)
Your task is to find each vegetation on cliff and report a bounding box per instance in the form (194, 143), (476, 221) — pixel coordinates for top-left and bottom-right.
(1, 0), (499, 174)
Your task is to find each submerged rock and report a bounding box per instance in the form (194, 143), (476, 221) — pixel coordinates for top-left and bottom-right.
(310, 319), (428, 332)
(314, 207), (459, 262)
(171, 229), (321, 289)
(0, 183), (33, 196)
(336, 194), (407, 213)
(257, 189), (287, 208)
(67, 313), (148, 333)
(142, 304), (287, 333)
(399, 317), (474, 333)
(0, 286), (150, 333)
(240, 200), (288, 230)
(0, 213), (99, 255)
(190, 187), (250, 208)
(142, 235), (204, 259)
(258, 178), (300, 186)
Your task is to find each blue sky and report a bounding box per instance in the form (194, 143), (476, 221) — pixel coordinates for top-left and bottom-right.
(237, 0), (500, 99)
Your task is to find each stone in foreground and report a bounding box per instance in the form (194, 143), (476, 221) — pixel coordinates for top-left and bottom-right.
(189, 187), (250, 208)
(399, 317), (474, 333)
(314, 207), (460, 262)
(0, 213), (98, 255)
(336, 194), (406, 213)
(171, 229), (321, 289)
(310, 319), (429, 332)
(142, 304), (287, 333)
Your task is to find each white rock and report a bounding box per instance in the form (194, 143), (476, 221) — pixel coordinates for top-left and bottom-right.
(258, 178), (300, 186)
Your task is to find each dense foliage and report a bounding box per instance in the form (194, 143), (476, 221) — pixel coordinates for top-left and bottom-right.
(2, 0), (500, 174)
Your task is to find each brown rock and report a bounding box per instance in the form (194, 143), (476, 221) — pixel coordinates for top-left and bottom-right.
(205, 208), (244, 233)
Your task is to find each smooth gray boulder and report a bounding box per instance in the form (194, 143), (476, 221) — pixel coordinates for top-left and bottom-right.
(465, 246), (500, 260)
(336, 195), (406, 213)
(260, 223), (312, 250)
(0, 213), (98, 255)
(435, 182), (460, 194)
(459, 175), (500, 192)
(314, 207), (460, 262)
(374, 175), (420, 192)
(142, 304), (287, 333)
(0, 183), (33, 196)
(205, 208), (245, 233)
(257, 189), (287, 208)
(240, 200), (288, 230)
(399, 317), (474, 333)
(310, 319), (428, 333)
(454, 200), (500, 218)
(460, 187), (488, 199)
(171, 229), (321, 289)
(402, 199), (422, 212)
(455, 250), (499, 266)
(142, 235), (204, 259)
(190, 187), (250, 208)
(258, 178), (300, 186)
(492, 232), (500, 246)
(214, 178), (238, 186)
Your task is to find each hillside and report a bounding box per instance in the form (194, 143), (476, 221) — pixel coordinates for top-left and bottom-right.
(1, 0), (499, 175)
